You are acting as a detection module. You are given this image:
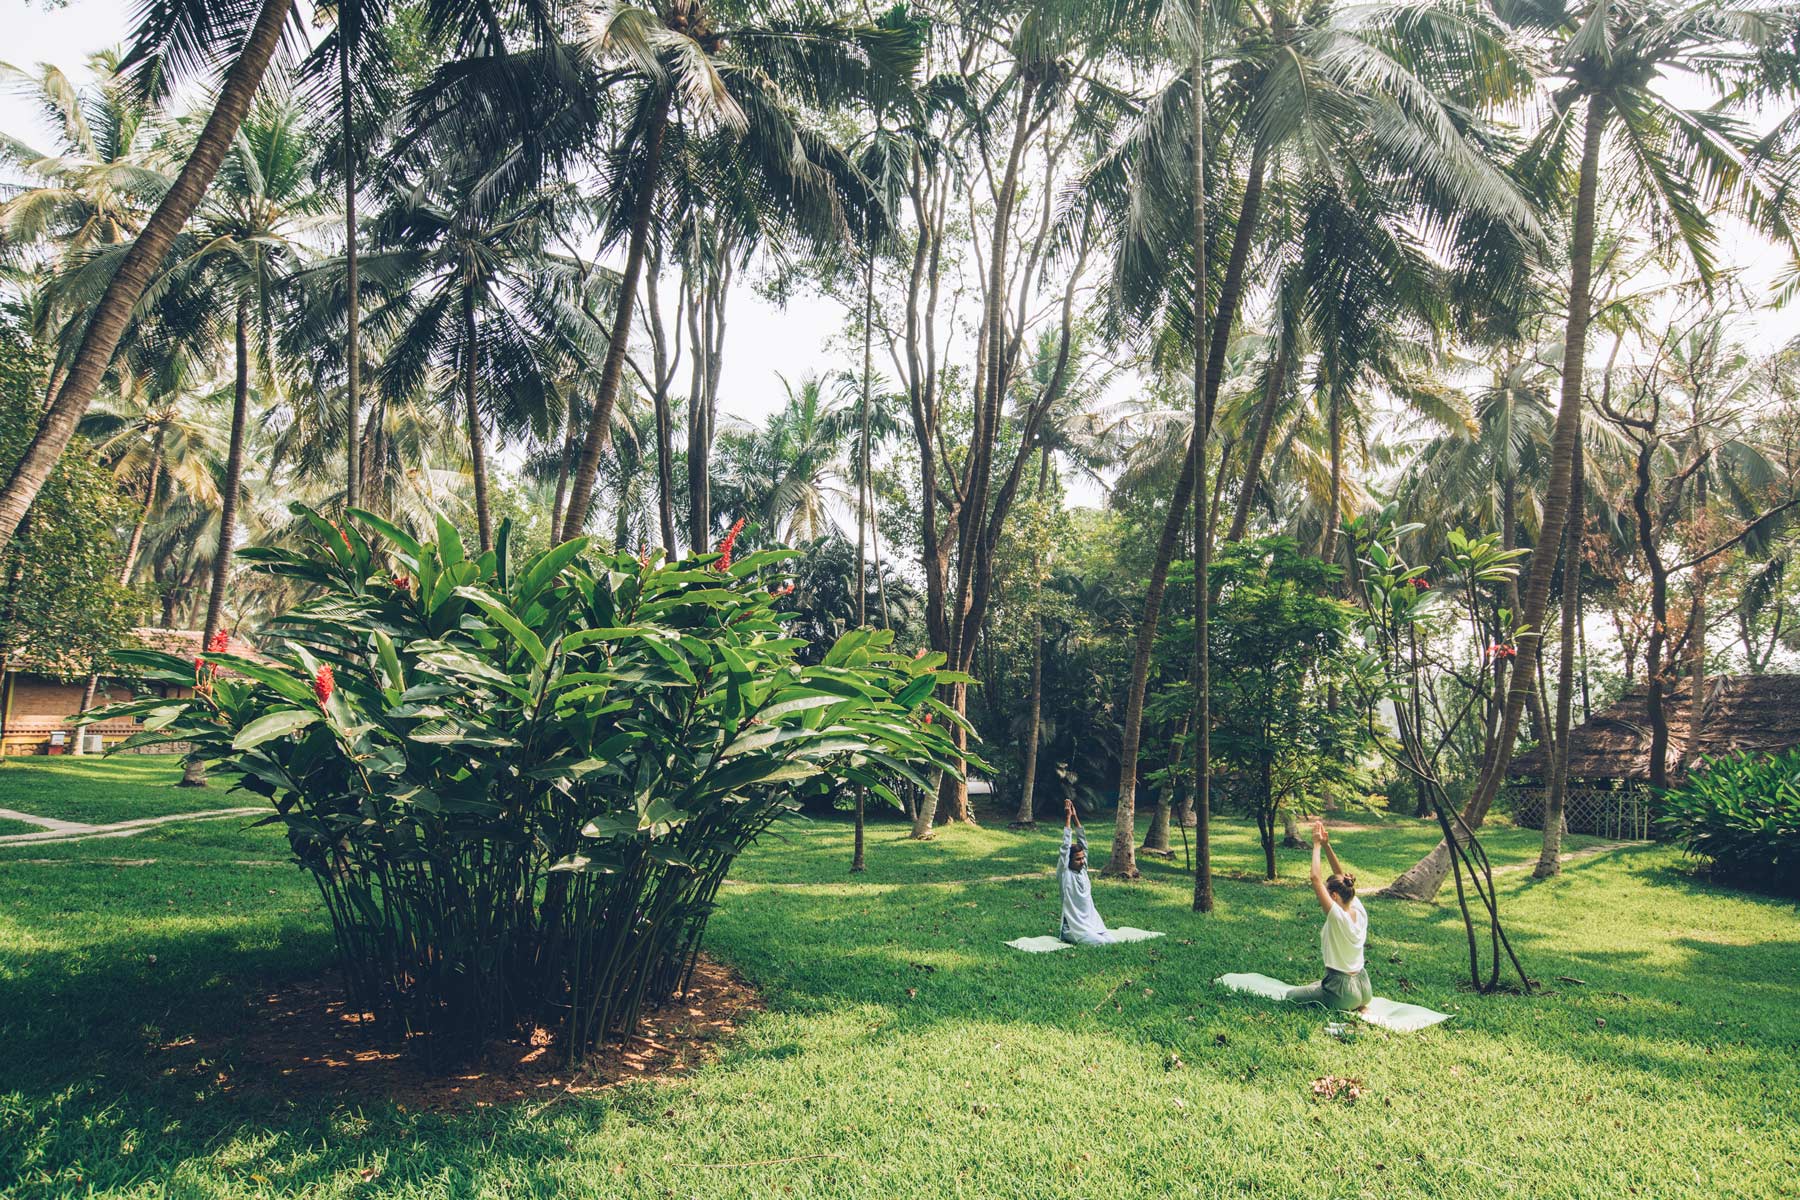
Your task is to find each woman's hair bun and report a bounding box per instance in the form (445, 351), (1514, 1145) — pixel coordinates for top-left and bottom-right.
(1342, 873), (1355, 888)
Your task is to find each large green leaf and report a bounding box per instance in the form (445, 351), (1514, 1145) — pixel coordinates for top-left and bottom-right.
(232, 709), (320, 750)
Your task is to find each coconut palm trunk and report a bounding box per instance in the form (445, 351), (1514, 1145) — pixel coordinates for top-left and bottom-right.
(462, 288), (493, 553)
(857, 251), (874, 627)
(561, 90), (670, 542)
(340, 37), (361, 511)
(1014, 446), (1052, 827)
(181, 298), (254, 787)
(74, 429), (166, 753)
(1105, 124), (1261, 882)
(1535, 436), (1583, 876)
(0, 0), (296, 560)
(1381, 95), (1608, 902)
(121, 428), (164, 584)
(1229, 345), (1286, 541)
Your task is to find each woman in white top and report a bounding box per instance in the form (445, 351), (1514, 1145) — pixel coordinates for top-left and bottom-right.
(1286, 819), (1372, 1012)
(1057, 800), (1115, 945)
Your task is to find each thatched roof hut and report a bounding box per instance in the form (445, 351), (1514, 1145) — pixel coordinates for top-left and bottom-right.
(1510, 674), (1800, 785)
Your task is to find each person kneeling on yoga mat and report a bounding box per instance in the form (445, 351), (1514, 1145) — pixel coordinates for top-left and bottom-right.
(1287, 819), (1371, 1012)
(1059, 800), (1115, 945)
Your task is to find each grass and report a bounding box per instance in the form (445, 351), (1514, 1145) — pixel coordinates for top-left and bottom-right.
(0, 756), (235, 824)
(1, 759), (1796, 1199)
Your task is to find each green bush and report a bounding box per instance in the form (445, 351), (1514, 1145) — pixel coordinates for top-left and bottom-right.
(1656, 748), (1800, 894)
(87, 508), (966, 1057)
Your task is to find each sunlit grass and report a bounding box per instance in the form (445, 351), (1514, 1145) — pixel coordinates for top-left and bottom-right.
(1, 760), (1795, 1198)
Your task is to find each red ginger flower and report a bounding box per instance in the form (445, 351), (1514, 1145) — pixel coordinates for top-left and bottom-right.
(391, 573), (412, 592)
(206, 629), (231, 653)
(769, 582), (795, 598)
(314, 665), (335, 705)
(1409, 578), (1430, 591)
(717, 517), (746, 572)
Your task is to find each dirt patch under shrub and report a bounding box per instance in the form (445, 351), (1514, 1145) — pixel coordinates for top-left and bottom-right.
(157, 955), (762, 1111)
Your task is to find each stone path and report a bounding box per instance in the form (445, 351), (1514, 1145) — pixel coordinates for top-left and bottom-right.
(0, 806), (265, 846)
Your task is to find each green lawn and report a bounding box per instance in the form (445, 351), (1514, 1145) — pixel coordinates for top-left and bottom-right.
(0, 755), (237, 824)
(1, 760), (1796, 1199)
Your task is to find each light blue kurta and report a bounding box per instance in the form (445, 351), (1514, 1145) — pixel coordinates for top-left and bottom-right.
(1059, 826), (1114, 945)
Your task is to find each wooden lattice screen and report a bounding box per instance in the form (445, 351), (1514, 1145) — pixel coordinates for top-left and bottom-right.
(1510, 784), (1655, 840)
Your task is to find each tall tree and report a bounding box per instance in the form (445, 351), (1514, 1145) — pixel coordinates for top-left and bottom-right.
(0, 0), (300, 560)
(557, 0), (919, 542)
(1383, 0), (1800, 900)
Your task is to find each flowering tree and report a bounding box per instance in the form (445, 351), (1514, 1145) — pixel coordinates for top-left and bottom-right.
(1345, 511), (1532, 993)
(85, 506), (967, 1058)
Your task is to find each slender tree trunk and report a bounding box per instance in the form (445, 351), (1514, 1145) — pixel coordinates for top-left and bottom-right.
(1638, 441), (1671, 792)
(0, 0), (295, 559)
(120, 430), (164, 583)
(549, 429), (573, 543)
(1107, 130), (1263, 884)
(1015, 446), (1051, 827)
(857, 250), (874, 627)
(79, 436), (166, 751)
(341, 35), (361, 512)
(1189, 40), (1215, 914)
(561, 89), (670, 542)
(1320, 373), (1344, 567)
(1228, 343), (1286, 542)
(182, 297), (253, 788)
(852, 787), (866, 873)
(463, 289), (492, 553)
(1380, 94), (1608, 902)
(1535, 436), (1583, 877)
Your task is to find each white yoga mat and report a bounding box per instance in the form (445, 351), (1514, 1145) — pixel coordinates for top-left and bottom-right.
(1215, 972), (1453, 1033)
(1006, 927), (1165, 953)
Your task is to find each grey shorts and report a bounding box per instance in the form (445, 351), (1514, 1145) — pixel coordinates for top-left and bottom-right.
(1286, 967), (1372, 1011)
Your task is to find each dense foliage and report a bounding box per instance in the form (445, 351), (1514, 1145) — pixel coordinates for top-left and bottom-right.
(1656, 749), (1800, 895)
(86, 508), (965, 1055)
(1201, 538), (1369, 879)
(0, 323), (141, 678)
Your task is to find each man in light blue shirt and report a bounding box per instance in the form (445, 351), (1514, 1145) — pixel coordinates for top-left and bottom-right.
(1058, 800), (1115, 945)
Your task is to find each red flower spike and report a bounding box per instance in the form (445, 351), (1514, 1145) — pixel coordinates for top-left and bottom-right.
(206, 629), (231, 653)
(314, 665), (335, 706)
(922, 712), (933, 726)
(716, 518), (746, 572)
(391, 574), (411, 592)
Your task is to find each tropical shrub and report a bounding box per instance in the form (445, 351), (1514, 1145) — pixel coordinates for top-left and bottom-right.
(86, 507), (966, 1058)
(1656, 749), (1800, 895)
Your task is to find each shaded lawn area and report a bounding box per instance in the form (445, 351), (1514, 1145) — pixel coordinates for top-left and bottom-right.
(1, 760), (1796, 1199)
(0, 756), (235, 824)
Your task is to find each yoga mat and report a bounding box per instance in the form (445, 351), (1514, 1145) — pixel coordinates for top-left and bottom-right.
(1215, 972), (1453, 1032)
(1006, 927), (1165, 953)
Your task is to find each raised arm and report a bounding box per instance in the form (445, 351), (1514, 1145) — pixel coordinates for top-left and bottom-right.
(1309, 825), (1334, 913)
(1319, 821), (1344, 877)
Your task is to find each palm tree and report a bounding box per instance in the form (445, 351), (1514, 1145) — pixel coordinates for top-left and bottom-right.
(164, 96), (325, 655)
(555, 0), (920, 542)
(77, 348), (223, 584)
(301, 0), (400, 512)
(1084, 0), (1537, 879)
(351, 172), (587, 551)
(714, 373), (856, 544)
(1384, 0), (1800, 901)
(0, 51), (167, 264)
(0, 0), (298, 559)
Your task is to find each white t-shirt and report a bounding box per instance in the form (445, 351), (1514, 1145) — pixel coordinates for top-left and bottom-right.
(1321, 897), (1368, 974)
